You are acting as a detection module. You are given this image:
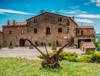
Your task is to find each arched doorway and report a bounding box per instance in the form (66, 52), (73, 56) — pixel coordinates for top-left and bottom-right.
(19, 39), (25, 46)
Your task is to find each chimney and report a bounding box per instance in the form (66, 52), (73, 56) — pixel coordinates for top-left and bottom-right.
(7, 20), (10, 25)
(13, 20), (15, 25)
(72, 16), (74, 20)
(41, 10), (43, 14)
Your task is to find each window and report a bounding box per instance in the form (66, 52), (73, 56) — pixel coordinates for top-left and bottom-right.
(76, 31), (79, 35)
(67, 19), (70, 26)
(34, 28), (37, 33)
(46, 27), (50, 34)
(81, 31), (83, 35)
(34, 19), (37, 23)
(58, 28), (62, 33)
(9, 30), (12, 34)
(58, 17), (62, 22)
(21, 30), (24, 34)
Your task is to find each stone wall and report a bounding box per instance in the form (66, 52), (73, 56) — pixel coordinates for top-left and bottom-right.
(0, 32), (3, 47)
(3, 12), (78, 47)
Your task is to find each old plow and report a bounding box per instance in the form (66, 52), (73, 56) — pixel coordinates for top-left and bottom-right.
(25, 39), (70, 69)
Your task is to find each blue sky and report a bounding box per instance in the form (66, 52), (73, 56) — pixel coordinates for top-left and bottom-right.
(0, 0), (100, 33)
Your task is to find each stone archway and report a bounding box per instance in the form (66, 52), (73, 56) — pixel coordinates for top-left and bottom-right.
(19, 39), (25, 46)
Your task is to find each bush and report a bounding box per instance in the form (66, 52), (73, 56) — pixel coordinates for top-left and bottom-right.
(38, 50), (78, 61)
(35, 41), (37, 45)
(40, 42), (43, 45)
(74, 44), (77, 46)
(9, 41), (13, 46)
(48, 43), (51, 46)
(93, 41), (98, 47)
(97, 44), (100, 51)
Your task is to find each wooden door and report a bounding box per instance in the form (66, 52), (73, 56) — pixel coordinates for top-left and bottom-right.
(87, 30), (90, 35)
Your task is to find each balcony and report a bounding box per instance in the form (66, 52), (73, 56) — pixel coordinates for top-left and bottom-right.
(76, 35), (95, 38)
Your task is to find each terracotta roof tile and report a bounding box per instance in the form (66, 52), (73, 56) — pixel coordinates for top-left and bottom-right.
(83, 42), (95, 48)
(0, 30), (3, 33)
(77, 26), (94, 29)
(3, 22), (27, 27)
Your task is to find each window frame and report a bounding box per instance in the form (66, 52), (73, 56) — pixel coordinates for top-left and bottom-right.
(58, 17), (62, 22)
(9, 30), (12, 34)
(21, 30), (24, 34)
(46, 27), (50, 34)
(33, 18), (37, 23)
(81, 30), (84, 35)
(34, 28), (37, 34)
(58, 28), (62, 33)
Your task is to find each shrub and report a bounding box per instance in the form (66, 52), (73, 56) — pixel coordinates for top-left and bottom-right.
(38, 50), (78, 61)
(48, 43), (51, 46)
(40, 42), (43, 45)
(56, 40), (58, 46)
(9, 41), (13, 46)
(74, 44), (77, 46)
(52, 40), (56, 47)
(97, 44), (100, 51)
(35, 41), (37, 45)
(29, 44), (32, 46)
(93, 41), (98, 47)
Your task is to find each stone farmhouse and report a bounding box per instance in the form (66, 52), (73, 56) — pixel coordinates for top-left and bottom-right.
(0, 10), (96, 48)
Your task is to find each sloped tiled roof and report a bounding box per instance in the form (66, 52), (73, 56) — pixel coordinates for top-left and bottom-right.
(83, 42), (95, 48)
(0, 30), (3, 33)
(3, 22), (27, 27)
(77, 26), (94, 29)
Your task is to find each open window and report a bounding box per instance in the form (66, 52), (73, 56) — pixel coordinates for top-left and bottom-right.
(58, 28), (62, 33)
(34, 18), (37, 23)
(81, 31), (83, 35)
(58, 17), (62, 22)
(9, 30), (12, 34)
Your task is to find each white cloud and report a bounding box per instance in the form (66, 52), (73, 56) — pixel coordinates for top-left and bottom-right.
(58, 9), (87, 14)
(52, 10), (55, 13)
(27, 5), (31, 7)
(90, 0), (100, 7)
(75, 18), (94, 23)
(0, 9), (33, 15)
(76, 14), (100, 18)
(69, 6), (80, 9)
(84, 2), (90, 5)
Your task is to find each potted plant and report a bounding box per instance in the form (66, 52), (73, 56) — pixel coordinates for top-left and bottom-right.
(35, 41), (38, 46)
(51, 40), (56, 50)
(40, 42), (44, 47)
(56, 40), (59, 47)
(74, 44), (77, 48)
(48, 43), (52, 47)
(29, 44), (33, 49)
(9, 40), (13, 49)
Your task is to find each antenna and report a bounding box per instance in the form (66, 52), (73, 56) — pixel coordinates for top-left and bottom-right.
(81, 22), (83, 26)
(53, 9), (59, 13)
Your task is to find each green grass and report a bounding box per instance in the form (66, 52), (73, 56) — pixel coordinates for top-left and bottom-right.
(0, 57), (100, 76)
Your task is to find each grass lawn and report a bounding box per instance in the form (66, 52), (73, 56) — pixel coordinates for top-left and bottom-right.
(0, 57), (100, 76)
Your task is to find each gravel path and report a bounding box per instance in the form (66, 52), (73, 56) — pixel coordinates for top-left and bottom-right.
(0, 47), (83, 60)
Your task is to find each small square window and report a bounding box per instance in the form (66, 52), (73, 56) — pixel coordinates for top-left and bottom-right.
(9, 30), (12, 34)
(34, 19), (37, 23)
(58, 28), (62, 33)
(58, 17), (62, 22)
(34, 28), (37, 33)
(21, 31), (24, 34)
